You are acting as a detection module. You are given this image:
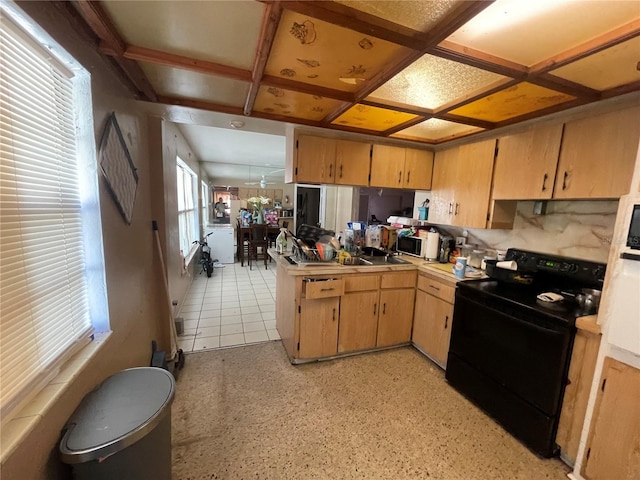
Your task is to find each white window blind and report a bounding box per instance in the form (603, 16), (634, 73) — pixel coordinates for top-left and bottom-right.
(0, 16), (94, 419)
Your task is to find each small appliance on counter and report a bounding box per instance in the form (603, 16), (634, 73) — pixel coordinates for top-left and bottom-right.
(438, 235), (454, 263)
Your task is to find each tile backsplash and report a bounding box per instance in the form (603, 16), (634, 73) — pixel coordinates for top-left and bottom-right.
(443, 200), (618, 264)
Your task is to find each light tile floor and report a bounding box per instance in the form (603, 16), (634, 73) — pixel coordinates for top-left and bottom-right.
(176, 261), (280, 353)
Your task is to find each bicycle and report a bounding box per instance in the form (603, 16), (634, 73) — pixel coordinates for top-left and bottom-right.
(193, 232), (214, 277)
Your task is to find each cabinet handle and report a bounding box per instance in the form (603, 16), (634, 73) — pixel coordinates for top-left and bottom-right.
(339, 164), (343, 178)
(542, 173), (548, 192)
(383, 303), (386, 314)
(429, 285), (440, 291)
(448, 203), (453, 214)
(454, 203), (460, 215)
(329, 164), (333, 178)
(320, 288), (334, 292)
(398, 172), (402, 184)
(373, 303), (377, 315)
(445, 315), (448, 329)
(406, 171), (411, 184)
(562, 171), (569, 190)
(332, 308), (336, 321)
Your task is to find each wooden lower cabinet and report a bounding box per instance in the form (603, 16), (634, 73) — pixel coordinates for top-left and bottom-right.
(377, 289), (415, 347)
(298, 297), (339, 358)
(338, 290), (379, 353)
(412, 279), (455, 368)
(581, 357), (640, 480)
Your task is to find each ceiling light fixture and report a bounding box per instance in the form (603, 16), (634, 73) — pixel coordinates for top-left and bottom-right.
(229, 120), (245, 129)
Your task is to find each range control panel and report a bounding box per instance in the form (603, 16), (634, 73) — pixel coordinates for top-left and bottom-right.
(506, 249), (606, 284)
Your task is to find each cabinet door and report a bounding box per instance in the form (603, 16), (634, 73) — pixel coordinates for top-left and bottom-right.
(493, 123), (563, 200)
(404, 148), (433, 190)
(454, 139), (496, 228)
(299, 297), (339, 358)
(429, 147), (457, 225)
(377, 288), (415, 348)
(338, 291), (379, 353)
(295, 135), (337, 184)
(582, 357), (640, 480)
(555, 107), (640, 199)
(412, 291), (454, 368)
(335, 139), (371, 186)
(370, 145), (405, 188)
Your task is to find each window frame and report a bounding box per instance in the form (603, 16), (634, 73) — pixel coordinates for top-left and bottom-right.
(176, 157), (199, 261)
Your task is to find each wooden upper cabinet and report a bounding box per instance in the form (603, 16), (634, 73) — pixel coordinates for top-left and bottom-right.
(493, 123), (563, 200)
(554, 106), (640, 199)
(430, 139), (495, 228)
(335, 139), (371, 186)
(370, 144), (406, 188)
(455, 139), (496, 228)
(294, 135), (337, 184)
(429, 147), (457, 225)
(582, 357), (640, 480)
(404, 148), (434, 190)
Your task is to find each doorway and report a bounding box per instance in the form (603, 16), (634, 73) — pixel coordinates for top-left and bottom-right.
(295, 185), (323, 234)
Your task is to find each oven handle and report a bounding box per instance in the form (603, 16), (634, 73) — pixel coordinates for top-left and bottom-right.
(457, 294), (571, 335)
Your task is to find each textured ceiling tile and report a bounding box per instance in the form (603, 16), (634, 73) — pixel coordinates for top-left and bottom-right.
(450, 82), (576, 122)
(335, 0), (462, 32)
(102, 0), (264, 69)
(447, 0), (640, 66)
(551, 37), (640, 91)
(392, 118), (483, 142)
(369, 54), (508, 109)
(332, 104), (418, 131)
(140, 63), (249, 106)
(253, 87), (344, 121)
(265, 10), (411, 92)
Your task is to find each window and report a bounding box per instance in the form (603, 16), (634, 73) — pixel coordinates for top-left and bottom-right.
(176, 157), (198, 257)
(201, 180), (209, 226)
(0, 10), (108, 421)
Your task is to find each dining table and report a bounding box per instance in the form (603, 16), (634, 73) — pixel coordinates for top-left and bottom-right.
(237, 224), (281, 266)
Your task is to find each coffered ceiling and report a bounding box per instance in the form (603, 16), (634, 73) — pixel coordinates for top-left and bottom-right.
(72, 0), (640, 146)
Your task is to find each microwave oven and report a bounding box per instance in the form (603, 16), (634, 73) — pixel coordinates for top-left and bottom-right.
(626, 204), (640, 249)
(396, 235), (426, 257)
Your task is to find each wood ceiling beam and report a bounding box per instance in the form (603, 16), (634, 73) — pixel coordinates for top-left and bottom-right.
(381, 117), (429, 137)
(602, 80), (640, 99)
(435, 78), (520, 115)
(529, 73), (601, 99)
(261, 75), (355, 103)
(530, 19), (640, 74)
(72, 0), (157, 101)
(157, 96), (245, 116)
(268, 0), (426, 50)
(360, 98), (434, 118)
(123, 46), (252, 82)
(322, 0), (495, 125)
(245, 2), (283, 116)
(494, 98), (591, 129)
(435, 114), (497, 131)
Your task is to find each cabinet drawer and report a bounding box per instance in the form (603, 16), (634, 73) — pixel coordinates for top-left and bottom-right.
(303, 278), (344, 299)
(344, 274), (379, 292)
(381, 271), (417, 289)
(417, 275), (455, 303)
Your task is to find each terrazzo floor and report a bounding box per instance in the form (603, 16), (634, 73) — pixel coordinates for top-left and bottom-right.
(171, 342), (572, 480)
(176, 261), (279, 353)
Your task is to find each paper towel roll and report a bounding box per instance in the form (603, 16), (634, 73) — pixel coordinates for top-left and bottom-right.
(426, 232), (439, 260)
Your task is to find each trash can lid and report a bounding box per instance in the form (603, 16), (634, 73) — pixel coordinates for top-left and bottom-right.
(59, 367), (175, 464)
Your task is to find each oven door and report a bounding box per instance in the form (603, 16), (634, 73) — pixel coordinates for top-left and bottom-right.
(446, 287), (573, 456)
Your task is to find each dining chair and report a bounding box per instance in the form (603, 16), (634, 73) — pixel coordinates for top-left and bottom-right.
(248, 223), (269, 270)
(236, 219), (250, 266)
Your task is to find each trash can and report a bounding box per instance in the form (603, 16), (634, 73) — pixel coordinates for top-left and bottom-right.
(59, 367), (175, 480)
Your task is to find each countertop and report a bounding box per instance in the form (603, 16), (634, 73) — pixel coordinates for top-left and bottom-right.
(268, 248), (475, 285)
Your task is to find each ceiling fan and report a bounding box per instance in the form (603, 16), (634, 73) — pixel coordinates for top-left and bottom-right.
(244, 174), (276, 189)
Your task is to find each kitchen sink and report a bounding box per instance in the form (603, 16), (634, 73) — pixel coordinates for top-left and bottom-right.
(353, 255), (410, 265)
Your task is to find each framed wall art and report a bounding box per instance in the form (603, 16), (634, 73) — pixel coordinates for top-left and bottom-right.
(98, 113), (138, 224)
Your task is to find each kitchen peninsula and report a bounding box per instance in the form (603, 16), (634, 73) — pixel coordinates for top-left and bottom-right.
(271, 249), (460, 364)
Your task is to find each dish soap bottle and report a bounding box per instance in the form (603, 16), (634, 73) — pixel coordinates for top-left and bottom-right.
(276, 228), (287, 254)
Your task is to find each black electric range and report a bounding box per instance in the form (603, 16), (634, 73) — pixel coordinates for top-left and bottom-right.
(445, 249), (606, 457)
